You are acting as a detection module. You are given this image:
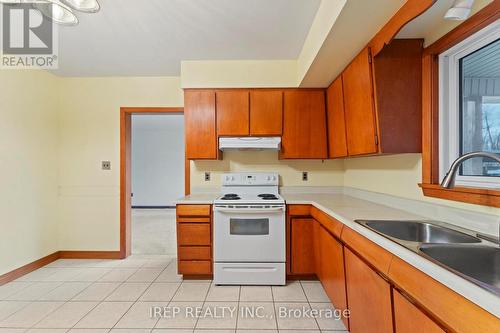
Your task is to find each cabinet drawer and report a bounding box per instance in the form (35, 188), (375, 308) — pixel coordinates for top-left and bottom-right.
(177, 217), (211, 223)
(177, 205), (211, 217)
(178, 260), (212, 275)
(178, 246), (211, 260)
(287, 205), (311, 216)
(178, 224), (211, 246)
(311, 207), (344, 239)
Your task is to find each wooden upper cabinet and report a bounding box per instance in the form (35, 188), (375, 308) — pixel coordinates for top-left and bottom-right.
(216, 90), (250, 136)
(281, 90), (328, 159)
(345, 248), (393, 333)
(250, 90), (283, 135)
(393, 290), (445, 333)
(342, 47), (379, 156)
(326, 76), (348, 158)
(184, 90), (217, 159)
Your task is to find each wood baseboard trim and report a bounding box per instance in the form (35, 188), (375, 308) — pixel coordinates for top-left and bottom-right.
(0, 251), (60, 286)
(59, 251), (123, 259)
(0, 250), (124, 286)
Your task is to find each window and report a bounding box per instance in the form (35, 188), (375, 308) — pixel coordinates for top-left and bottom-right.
(439, 21), (500, 189)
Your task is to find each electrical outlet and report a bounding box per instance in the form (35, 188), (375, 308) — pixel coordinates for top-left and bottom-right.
(102, 161), (111, 170)
(302, 171), (308, 181)
(204, 172), (211, 181)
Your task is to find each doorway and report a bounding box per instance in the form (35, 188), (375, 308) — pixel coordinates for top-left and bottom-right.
(120, 107), (188, 258)
(131, 114), (184, 254)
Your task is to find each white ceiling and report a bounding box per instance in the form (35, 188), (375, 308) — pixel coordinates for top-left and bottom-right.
(51, 0), (321, 77)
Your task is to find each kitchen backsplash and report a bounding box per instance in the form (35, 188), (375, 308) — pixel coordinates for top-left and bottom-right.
(190, 150), (344, 188)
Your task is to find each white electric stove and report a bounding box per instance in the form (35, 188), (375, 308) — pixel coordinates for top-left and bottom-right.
(213, 172), (286, 285)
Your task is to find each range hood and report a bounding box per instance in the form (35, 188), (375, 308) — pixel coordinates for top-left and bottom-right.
(219, 137), (281, 151)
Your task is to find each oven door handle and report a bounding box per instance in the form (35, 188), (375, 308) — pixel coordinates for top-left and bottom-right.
(214, 206), (285, 214)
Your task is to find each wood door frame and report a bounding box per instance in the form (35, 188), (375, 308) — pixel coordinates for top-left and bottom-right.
(120, 107), (187, 258)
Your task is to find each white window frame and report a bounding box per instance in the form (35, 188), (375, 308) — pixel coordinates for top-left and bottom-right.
(439, 20), (500, 189)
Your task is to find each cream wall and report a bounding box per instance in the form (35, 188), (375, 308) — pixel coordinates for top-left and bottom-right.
(191, 151), (344, 190)
(57, 77), (183, 250)
(0, 70), (60, 275)
(343, 154), (500, 215)
(181, 60), (298, 88)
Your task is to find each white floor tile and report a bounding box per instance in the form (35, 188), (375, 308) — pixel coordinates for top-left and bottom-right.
(68, 329), (110, 333)
(0, 284), (32, 300)
(72, 283), (120, 301)
(75, 302), (133, 329)
(0, 329), (27, 333)
(206, 285), (240, 302)
(195, 302), (238, 329)
(154, 265), (181, 283)
(115, 302), (165, 329)
(309, 303), (347, 331)
(127, 269), (163, 283)
(34, 301), (97, 328)
(0, 302), (29, 322)
(68, 268), (111, 282)
(237, 302), (276, 330)
(25, 329), (67, 332)
(105, 283), (149, 302)
(40, 268), (83, 282)
(16, 269), (59, 282)
(154, 301), (202, 329)
(6, 282), (62, 301)
(272, 282), (307, 302)
(38, 282), (91, 301)
(0, 301), (63, 328)
(301, 282), (330, 302)
(274, 303), (318, 330)
(139, 283), (180, 302)
(99, 270), (138, 283)
(171, 283), (210, 302)
(239, 286), (273, 302)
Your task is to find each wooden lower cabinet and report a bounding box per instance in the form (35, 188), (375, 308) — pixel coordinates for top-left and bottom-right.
(393, 290), (445, 333)
(176, 204), (213, 276)
(290, 218), (315, 274)
(344, 248), (393, 333)
(318, 225), (349, 329)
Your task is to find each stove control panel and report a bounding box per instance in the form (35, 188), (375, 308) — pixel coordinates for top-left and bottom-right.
(222, 172), (279, 186)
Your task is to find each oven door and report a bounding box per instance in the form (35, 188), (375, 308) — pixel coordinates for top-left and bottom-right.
(214, 205), (285, 262)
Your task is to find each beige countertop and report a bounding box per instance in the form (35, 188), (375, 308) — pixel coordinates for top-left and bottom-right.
(176, 189), (499, 316)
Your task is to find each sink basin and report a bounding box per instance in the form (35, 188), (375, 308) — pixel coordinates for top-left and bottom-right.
(420, 244), (500, 294)
(364, 220), (481, 243)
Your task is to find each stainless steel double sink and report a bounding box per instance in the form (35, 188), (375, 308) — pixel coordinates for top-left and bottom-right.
(355, 219), (500, 295)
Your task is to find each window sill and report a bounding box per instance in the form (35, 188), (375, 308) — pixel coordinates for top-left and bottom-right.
(419, 183), (500, 208)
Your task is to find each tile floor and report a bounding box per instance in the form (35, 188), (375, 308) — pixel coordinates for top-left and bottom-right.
(0, 255), (348, 333)
(132, 209), (177, 255)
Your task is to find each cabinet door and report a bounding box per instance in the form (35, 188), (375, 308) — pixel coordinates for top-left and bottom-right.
(320, 226), (348, 329)
(184, 90), (217, 159)
(291, 218), (315, 274)
(393, 290), (445, 333)
(282, 90), (328, 159)
(250, 90), (283, 135)
(327, 76), (348, 158)
(343, 48), (379, 156)
(216, 90), (249, 136)
(345, 248), (393, 333)
(313, 220), (322, 279)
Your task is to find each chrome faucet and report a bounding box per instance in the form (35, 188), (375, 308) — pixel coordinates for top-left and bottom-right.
(440, 151), (500, 189)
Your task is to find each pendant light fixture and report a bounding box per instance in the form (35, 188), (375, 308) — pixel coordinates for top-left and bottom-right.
(0, 0), (100, 26)
(61, 0), (99, 13)
(33, 0), (78, 26)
